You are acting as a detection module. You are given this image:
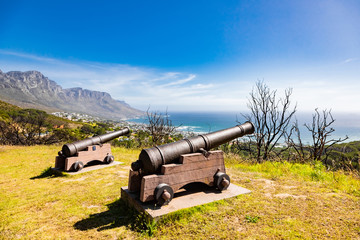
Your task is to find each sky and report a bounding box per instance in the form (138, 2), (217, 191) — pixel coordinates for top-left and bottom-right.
(0, 0), (360, 114)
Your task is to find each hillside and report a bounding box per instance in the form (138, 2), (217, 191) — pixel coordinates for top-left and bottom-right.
(0, 70), (143, 120)
(0, 99), (21, 120)
(0, 146), (359, 239)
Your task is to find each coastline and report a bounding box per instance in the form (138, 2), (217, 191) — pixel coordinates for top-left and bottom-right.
(126, 111), (360, 143)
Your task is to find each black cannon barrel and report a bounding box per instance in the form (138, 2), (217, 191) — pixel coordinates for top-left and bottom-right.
(131, 122), (254, 174)
(61, 127), (130, 157)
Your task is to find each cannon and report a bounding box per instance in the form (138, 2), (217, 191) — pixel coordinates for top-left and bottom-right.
(127, 122), (254, 206)
(55, 127), (130, 172)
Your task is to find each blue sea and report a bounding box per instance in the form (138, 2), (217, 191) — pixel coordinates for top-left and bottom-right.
(128, 111), (360, 143)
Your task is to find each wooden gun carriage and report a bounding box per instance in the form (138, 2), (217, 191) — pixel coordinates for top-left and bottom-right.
(55, 127), (129, 172)
(128, 122), (254, 206)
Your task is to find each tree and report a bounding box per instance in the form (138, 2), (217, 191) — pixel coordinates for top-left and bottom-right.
(5, 109), (49, 145)
(0, 120), (15, 145)
(288, 109), (348, 168)
(244, 81), (296, 162)
(0, 108), (76, 145)
(80, 124), (94, 134)
(145, 108), (179, 146)
(286, 119), (308, 163)
(306, 109), (348, 163)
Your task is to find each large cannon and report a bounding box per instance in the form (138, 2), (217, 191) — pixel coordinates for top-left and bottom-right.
(127, 122), (254, 206)
(55, 127), (130, 172)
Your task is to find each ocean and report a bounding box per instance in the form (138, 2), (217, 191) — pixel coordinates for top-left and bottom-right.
(128, 111), (360, 144)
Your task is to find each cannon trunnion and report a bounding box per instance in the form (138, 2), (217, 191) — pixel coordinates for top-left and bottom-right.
(55, 127), (130, 172)
(128, 122), (254, 206)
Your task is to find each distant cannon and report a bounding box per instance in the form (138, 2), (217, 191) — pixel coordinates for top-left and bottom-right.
(55, 127), (130, 172)
(127, 122), (254, 205)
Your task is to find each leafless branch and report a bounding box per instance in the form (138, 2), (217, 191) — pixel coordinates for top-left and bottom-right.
(243, 81), (296, 162)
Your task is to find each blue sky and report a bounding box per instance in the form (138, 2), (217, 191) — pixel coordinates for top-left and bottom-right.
(0, 0), (360, 113)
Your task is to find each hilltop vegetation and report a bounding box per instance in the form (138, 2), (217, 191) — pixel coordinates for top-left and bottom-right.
(0, 100), (183, 148)
(0, 100), (131, 145)
(0, 100), (82, 145)
(0, 100), (21, 115)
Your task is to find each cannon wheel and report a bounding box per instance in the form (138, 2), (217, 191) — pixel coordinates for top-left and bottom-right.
(214, 172), (230, 191)
(154, 183), (174, 206)
(73, 161), (84, 172)
(104, 154), (114, 164)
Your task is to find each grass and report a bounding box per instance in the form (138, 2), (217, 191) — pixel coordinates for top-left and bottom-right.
(1, 145), (360, 239)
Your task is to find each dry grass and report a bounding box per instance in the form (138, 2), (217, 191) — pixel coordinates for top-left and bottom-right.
(1, 145), (360, 239)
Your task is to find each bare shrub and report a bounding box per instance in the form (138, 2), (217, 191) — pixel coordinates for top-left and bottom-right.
(145, 108), (178, 146)
(288, 109), (349, 169)
(244, 81), (296, 162)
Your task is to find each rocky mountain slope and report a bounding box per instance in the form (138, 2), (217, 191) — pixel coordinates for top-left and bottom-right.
(0, 69), (143, 120)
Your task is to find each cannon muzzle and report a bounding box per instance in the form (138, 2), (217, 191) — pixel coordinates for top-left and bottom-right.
(131, 122), (254, 174)
(61, 127), (130, 157)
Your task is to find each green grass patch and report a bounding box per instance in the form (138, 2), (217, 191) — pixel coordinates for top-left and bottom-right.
(245, 215), (260, 223)
(229, 159), (360, 197)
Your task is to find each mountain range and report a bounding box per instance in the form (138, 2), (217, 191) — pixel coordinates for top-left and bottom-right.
(0, 69), (143, 120)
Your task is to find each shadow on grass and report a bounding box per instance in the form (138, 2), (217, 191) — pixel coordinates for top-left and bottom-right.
(30, 166), (67, 179)
(74, 199), (137, 231)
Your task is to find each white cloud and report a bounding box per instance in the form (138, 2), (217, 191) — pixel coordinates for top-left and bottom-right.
(0, 50), (225, 111)
(160, 74), (196, 87)
(1, 50), (360, 114)
(0, 50), (59, 63)
(342, 58), (358, 64)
